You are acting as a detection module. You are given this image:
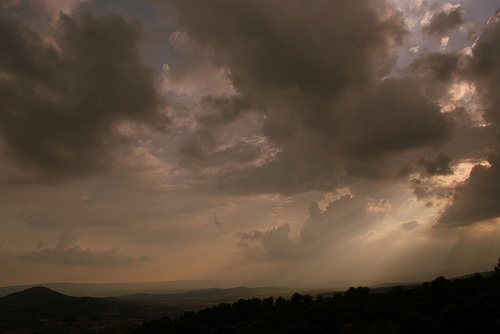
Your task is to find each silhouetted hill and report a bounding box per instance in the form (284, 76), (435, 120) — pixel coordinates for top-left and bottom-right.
(131, 273), (500, 334)
(0, 286), (119, 322)
(116, 286), (331, 310)
(0, 286), (70, 306)
(0, 286), (181, 333)
(0, 264), (492, 298)
(0, 279), (303, 298)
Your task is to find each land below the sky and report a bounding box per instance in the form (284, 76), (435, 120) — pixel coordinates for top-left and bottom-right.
(0, 267), (499, 333)
(0, 262), (492, 298)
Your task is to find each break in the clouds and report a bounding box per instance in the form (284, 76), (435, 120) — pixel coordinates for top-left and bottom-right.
(0, 12), (167, 181)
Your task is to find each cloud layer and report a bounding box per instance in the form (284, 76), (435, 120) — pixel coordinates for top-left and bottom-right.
(164, 0), (461, 196)
(0, 12), (167, 181)
(1, 1), (500, 285)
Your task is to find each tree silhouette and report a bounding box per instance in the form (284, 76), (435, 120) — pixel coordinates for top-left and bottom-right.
(130, 259), (500, 334)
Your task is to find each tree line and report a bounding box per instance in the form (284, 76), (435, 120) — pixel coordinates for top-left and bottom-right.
(130, 259), (500, 333)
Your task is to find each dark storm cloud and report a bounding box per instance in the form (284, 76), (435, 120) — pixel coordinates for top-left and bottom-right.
(409, 52), (462, 82)
(408, 52), (463, 101)
(166, 0), (456, 194)
(468, 10), (500, 125)
(422, 5), (465, 37)
(0, 12), (168, 181)
(436, 152), (500, 228)
(418, 152), (453, 176)
(168, 0), (407, 96)
(431, 10), (500, 228)
(335, 78), (453, 158)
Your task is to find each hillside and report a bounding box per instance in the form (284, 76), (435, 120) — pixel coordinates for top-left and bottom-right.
(131, 273), (500, 334)
(0, 287), (179, 333)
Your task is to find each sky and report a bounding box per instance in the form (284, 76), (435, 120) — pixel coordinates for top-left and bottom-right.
(1, 0), (500, 287)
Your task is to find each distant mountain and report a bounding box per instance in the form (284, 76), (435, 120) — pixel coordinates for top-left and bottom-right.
(0, 279), (303, 298)
(130, 272), (500, 334)
(0, 286), (121, 322)
(0, 263), (492, 299)
(115, 286), (332, 309)
(308, 262), (495, 289)
(0, 286), (180, 333)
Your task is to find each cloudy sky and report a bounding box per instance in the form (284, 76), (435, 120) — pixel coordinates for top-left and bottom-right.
(1, 0), (500, 287)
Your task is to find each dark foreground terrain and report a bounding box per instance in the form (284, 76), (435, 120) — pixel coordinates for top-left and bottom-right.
(0, 286), (181, 333)
(131, 272), (500, 334)
(1, 264), (499, 333)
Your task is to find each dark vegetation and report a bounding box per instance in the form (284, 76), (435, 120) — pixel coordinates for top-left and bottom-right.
(0, 286), (181, 333)
(1, 259), (499, 333)
(131, 260), (500, 334)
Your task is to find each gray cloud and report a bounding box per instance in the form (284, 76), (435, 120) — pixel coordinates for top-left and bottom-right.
(436, 152), (500, 227)
(0, 12), (168, 182)
(177, 96), (263, 170)
(335, 78), (453, 159)
(168, 0), (407, 96)
(422, 5), (465, 37)
(409, 52), (462, 82)
(408, 52), (463, 102)
(237, 223), (298, 261)
(431, 11), (500, 228)
(468, 10), (500, 126)
(300, 194), (379, 250)
(16, 245), (154, 266)
(166, 0), (458, 195)
(237, 191), (393, 262)
(401, 220), (419, 231)
(418, 152), (453, 176)
(15, 228), (154, 266)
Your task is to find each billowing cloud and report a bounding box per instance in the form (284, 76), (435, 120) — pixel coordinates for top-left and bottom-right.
(335, 78), (453, 159)
(237, 223), (298, 261)
(16, 230), (154, 266)
(468, 9), (500, 126)
(418, 152), (453, 176)
(163, 0), (459, 195)
(437, 152), (500, 227)
(30, 0), (90, 21)
(159, 31), (236, 99)
(422, 4), (465, 37)
(431, 10), (500, 228)
(408, 52), (463, 102)
(2, 0), (500, 287)
(237, 190), (395, 262)
(16, 245), (154, 266)
(401, 220), (419, 231)
(0, 12), (168, 182)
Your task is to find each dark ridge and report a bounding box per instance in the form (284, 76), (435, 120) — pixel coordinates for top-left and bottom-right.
(130, 272), (500, 334)
(0, 286), (71, 304)
(0, 285), (120, 323)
